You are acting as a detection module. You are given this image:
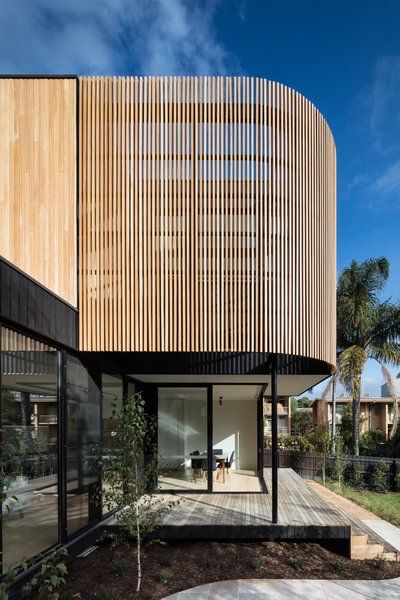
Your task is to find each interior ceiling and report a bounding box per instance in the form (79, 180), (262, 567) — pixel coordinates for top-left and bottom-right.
(212, 385), (260, 402)
(1, 373), (57, 395)
(132, 373), (329, 396)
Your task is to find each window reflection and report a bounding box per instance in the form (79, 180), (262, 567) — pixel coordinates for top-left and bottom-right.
(66, 356), (100, 535)
(101, 374), (124, 515)
(158, 387), (208, 491)
(1, 326), (58, 573)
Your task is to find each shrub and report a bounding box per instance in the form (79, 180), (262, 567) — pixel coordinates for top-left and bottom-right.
(265, 434), (315, 453)
(360, 429), (386, 456)
(205, 557), (216, 569)
(21, 549), (69, 599)
(292, 557), (304, 572)
(114, 557), (129, 574)
(0, 566), (20, 600)
(346, 460), (364, 489)
(156, 570), (168, 583)
(333, 558), (343, 572)
(394, 462), (400, 492)
(370, 461), (389, 492)
(250, 558), (262, 572)
(96, 585), (112, 600)
(161, 553), (174, 567)
(60, 591), (81, 600)
(376, 555), (387, 571)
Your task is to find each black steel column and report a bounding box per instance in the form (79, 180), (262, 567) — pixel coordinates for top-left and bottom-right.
(58, 350), (68, 543)
(207, 384), (213, 492)
(271, 355), (278, 524)
(257, 391), (264, 476)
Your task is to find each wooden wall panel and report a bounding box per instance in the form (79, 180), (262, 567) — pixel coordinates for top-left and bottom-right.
(0, 78), (77, 306)
(79, 76), (336, 368)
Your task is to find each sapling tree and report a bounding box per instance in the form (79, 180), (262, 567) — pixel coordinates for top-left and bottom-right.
(95, 392), (177, 593)
(332, 434), (347, 489)
(309, 425), (330, 485)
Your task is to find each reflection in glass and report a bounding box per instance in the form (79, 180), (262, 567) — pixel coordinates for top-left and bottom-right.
(1, 326), (58, 573)
(66, 356), (100, 536)
(101, 374), (124, 515)
(158, 387), (208, 490)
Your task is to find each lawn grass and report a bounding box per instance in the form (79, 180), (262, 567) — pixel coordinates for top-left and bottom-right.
(321, 479), (400, 526)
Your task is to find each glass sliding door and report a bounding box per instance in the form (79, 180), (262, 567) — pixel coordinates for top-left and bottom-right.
(158, 387), (208, 490)
(101, 374), (123, 515)
(66, 356), (101, 536)
(212, 385), (262, 492)
(1, 326), (59, 572)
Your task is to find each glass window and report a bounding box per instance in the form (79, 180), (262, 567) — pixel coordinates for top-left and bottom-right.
(1, 326), (58, 573)
(101, 374), (123, 516)
(101, 374), (123, 451)
(158, 387), (208, 491)
(66, 355), (101, 536)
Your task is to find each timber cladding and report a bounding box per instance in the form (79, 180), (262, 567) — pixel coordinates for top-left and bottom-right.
(0, 77), (77, 307)
(79, 76), (336, 366)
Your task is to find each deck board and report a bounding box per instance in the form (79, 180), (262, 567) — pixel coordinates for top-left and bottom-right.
(156, 469), (352, 541)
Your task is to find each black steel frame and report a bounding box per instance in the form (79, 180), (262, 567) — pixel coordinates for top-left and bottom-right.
(152, 381), (267, 495)
(0, 318), (137, 575)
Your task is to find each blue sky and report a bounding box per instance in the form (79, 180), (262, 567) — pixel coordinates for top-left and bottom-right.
(1, 0), (400, 397)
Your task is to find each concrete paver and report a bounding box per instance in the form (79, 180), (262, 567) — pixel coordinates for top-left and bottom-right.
(362, 519), (400, 552)
(164, 577), (400, 599)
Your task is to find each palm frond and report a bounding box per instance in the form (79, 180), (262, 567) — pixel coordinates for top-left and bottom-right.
(337, 258), (390, 349)
(367, 302), (400, 348)
(369, 341), (400, 366)
(321, 376), (334, 402)
(337, 345), (367, 395)
(380, 364), (399, 439)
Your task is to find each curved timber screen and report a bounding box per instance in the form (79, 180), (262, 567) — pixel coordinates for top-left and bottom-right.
(78, 77), (336, 369)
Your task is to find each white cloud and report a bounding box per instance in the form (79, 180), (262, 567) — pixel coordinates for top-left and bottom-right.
(345, 172), (371, 196)
(0, 0), (234, 75)
(369, 159), (400, 197)
(368, 55), (400, 154)
(348, 56), (400, 210)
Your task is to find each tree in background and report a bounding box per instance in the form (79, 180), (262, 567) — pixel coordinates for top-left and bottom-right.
(324, 258), (400, 455)
(291, 410), (313, 436)
(359, 429), (386, 456)
(297, 396), (312, 408)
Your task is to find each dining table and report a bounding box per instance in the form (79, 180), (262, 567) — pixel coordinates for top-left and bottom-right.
(189, 453), (228, 483)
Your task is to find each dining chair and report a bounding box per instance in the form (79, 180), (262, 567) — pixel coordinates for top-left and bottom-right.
(190, 450), (202, 482)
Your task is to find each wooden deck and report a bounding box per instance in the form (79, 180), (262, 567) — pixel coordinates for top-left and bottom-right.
(156, 469), (351, 543)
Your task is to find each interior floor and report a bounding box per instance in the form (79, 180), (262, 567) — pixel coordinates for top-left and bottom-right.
(158, 468), (262, 492)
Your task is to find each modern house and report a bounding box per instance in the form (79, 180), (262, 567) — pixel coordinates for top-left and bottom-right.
(0, 76), (336, 574)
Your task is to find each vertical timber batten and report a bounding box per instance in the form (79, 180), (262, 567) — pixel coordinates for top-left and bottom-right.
(78, 76), (336, 371)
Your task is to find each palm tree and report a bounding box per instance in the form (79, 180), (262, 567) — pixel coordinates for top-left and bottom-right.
(325, 258), (400, 455)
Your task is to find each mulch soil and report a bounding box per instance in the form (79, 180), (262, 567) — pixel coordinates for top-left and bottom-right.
(63, 539), (400, 599)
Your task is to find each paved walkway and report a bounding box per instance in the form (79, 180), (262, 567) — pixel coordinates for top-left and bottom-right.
(363, 519), (400, 552)
(164, 577), (400, 599)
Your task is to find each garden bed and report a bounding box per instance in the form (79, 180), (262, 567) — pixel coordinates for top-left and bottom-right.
(63, 539), (400, 599)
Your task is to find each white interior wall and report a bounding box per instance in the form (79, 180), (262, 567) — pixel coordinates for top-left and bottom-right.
(213, 398), (257, 470)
